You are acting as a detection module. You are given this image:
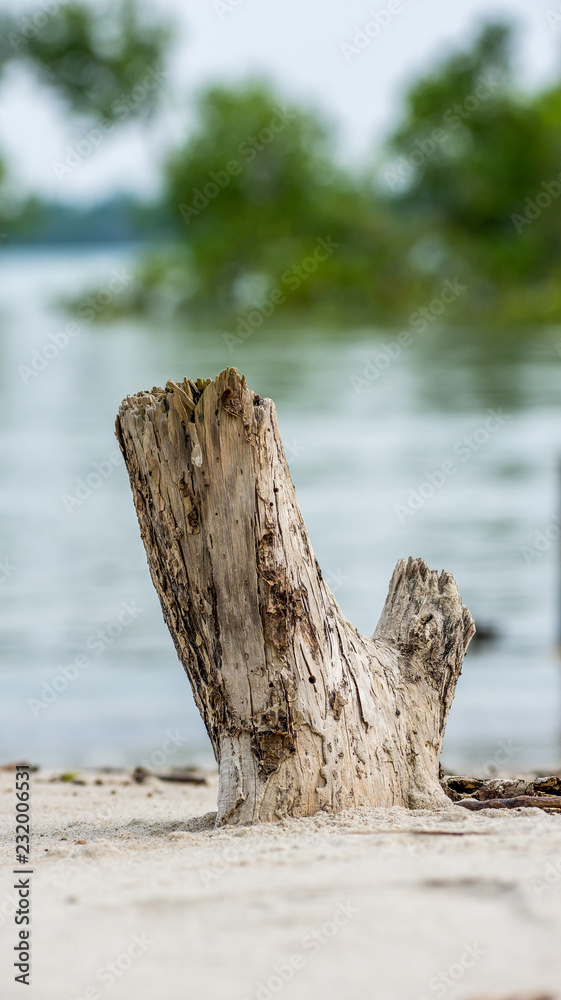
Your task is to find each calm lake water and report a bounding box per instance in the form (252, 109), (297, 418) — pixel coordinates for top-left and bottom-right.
(1, 246), (560, 775)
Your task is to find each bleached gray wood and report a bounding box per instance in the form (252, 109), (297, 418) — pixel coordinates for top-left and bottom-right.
(116, 368), (474, 825)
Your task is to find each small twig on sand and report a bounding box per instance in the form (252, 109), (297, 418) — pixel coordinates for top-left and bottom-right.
(467, 994), (555, 1000)
(457, 795), (561, 812)
(154, 771), (207, 785)
(132, 766), (207, 785)
(344, 829), (496, 836)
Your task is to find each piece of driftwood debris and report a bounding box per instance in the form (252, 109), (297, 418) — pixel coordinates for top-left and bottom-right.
(117, 368), (475, 825)
(1, 761), (40, 772)
(132, 766), (207, 785)
(155, 771), (207, 785)
(442, 775), (561, 802)
(468, 995), (554, 1000)
(457, 795), (561, 812)
(132, 766), (150, 783)
(345, 829), (495, 836)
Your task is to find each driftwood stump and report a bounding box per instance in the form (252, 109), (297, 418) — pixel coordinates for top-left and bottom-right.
(116, 368), (475, 825)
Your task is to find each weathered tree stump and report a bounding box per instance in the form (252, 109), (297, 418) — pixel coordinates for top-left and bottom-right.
(116, 368), (475, 825)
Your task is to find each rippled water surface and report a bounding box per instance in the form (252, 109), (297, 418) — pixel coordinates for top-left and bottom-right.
(1, 248), (560, 774)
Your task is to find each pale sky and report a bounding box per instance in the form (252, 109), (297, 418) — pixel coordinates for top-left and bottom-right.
(0, 0), (560, 203)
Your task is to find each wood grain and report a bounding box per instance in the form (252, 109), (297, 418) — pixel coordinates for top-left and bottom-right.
(117, 368), (475, 825)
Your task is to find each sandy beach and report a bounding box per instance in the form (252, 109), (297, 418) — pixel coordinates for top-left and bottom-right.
(1, 768), (561, 1000)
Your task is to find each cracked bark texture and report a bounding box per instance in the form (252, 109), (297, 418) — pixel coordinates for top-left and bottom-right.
(116, 368), (475, 825)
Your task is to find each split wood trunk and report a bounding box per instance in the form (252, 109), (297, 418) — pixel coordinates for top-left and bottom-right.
(116, 368), (475, 826)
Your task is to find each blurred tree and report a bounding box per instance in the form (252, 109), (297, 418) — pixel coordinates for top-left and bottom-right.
(0, 0), (171, 243)
(4, 7), (561, 327)
(0, 0), (170, 122)
(134, 81), (413, 320)
(385, 23), (561, 323)
(163, 83), (352, 312)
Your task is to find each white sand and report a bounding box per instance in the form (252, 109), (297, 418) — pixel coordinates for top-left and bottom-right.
(1, 769), (561, 1000)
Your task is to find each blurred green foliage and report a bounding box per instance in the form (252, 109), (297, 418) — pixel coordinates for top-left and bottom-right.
(385, 23), (561, 324)
(0, 0), (169, 121)
(0, 0), (170, 238)
(4, 8), (561, 328)
(132, 22), (561, 326)
(135, 83), (415, 320)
